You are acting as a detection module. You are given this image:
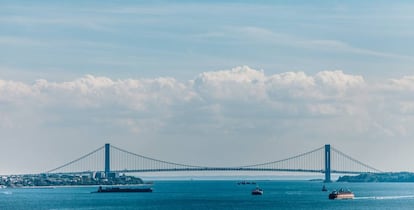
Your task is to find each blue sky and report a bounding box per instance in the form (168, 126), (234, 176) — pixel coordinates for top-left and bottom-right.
(1, 1), (414, 175)
(2, 1), (414, 81)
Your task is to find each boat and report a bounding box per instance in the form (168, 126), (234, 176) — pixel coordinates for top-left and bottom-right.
(238, 181), (256, 185)
(251, 186), (263, 195)
(322, 185), (327, 191)
(94, 186), (153, 193)
(328, 188), (354, 199)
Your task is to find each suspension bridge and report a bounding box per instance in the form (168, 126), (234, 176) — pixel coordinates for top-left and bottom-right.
(46, 144), (381, 182)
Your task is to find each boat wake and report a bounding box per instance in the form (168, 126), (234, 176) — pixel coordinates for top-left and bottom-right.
(355, 195), (414, 200)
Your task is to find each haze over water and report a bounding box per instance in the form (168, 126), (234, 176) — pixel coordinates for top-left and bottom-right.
(2, 181), (414, 210)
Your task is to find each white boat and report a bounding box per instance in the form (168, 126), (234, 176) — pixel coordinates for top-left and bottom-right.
(329, 188), (354, 200)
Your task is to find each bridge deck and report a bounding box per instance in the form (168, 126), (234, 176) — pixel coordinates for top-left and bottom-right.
(48, 168), (367, 175)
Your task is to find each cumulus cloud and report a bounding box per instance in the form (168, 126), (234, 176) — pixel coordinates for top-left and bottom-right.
(314, 70), (365, 94)
(193, 66), (267, 101)
(17, 75), (196, 110)
(0, 80), (35, 103)
(0, 66), (379, 117)
(193, 66), (364, 101)
(192, 66), (366, 117)
(0, 66), (412, 137)
(0, 75), (198, 132)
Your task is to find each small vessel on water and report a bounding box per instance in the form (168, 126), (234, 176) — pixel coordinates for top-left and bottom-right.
(251, 186), (263, 195)
(238, 181), (256, 185)
(328, 188), (354, 200)
(322, 185), (327, 192)
(95, 185), (153, 193)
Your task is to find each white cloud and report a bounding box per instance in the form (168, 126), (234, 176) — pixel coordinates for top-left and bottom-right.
(25, 75), (196, 110)
(0, 66), (379, 118)
(314, 70), (365, 97)
(0, 79), (35, 103)
(265, 71), (318, 101)
(193, 66), (267, 101)
(0, 67), (411, 138)
(387, 76), (414, 91)
(2, 66), (414, 173)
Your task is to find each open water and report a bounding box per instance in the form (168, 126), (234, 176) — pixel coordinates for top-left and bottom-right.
(1, 180), (414, 209)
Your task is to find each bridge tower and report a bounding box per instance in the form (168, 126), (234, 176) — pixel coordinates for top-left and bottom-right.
(324, 144), (331, 182)
(105, 143), (110, 177)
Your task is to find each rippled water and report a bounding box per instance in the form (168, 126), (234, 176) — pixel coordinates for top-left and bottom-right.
(1, 180), (414, 209)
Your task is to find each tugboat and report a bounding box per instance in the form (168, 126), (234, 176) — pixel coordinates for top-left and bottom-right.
(322, 185), (328, 192)
(328, 188), (354, 200)
(251, 186), (263, 195)
(94, 185), (153, 193)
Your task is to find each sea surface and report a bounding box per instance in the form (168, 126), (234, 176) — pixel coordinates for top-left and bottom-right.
(1, 180), (414, 209)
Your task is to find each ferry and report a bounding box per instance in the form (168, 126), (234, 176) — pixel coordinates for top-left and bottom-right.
(328, 188), (354, 200)
(94, 186), (153, 193)
(251, 186), (263, 195)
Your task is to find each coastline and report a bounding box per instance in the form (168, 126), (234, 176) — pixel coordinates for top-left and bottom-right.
(338, 172), (414, 182)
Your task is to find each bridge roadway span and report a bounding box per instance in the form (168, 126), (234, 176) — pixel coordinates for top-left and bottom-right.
(54, 168), (365, 175)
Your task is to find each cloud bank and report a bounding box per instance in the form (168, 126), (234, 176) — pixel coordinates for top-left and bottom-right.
(1, 66), (414, 173)
(0, 66), (411, 132)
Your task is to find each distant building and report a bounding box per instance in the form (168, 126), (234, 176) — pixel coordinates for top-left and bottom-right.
(94, 172), (105, 179)
(107, 172), (119, 179)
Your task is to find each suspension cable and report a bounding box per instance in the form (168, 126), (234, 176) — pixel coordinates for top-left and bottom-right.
(45, 145), (105, 173)
(331, 147), (382, 172)
(110, 145), (206, 169)
(239, 146), (325, 168)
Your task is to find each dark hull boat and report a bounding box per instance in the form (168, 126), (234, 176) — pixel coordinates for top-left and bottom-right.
(95, 186), (153, 193)
(251, 187), (263, 195)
